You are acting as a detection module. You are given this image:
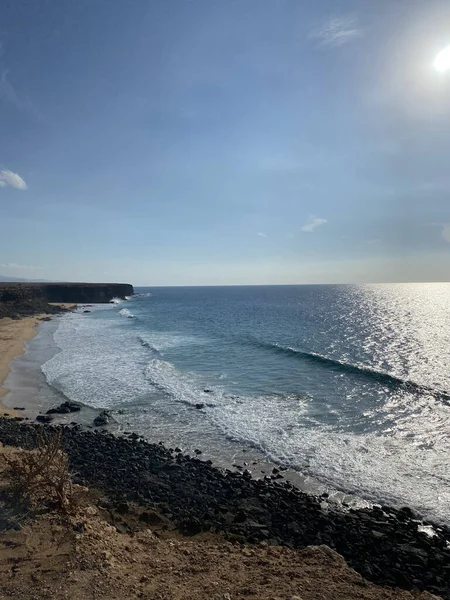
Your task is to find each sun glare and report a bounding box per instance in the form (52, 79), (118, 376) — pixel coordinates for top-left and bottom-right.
(434, 45), (450, 72)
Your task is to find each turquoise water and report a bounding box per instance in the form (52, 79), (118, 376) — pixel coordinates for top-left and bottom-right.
(41, 284), (450, 522)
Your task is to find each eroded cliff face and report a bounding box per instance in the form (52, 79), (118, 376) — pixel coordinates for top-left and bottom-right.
(0, 283), (134, 318)
(38, 283), (134, 303)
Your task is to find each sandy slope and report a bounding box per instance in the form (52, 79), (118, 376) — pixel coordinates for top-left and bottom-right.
(0, 505), (440, 600)
(0, 444), (440, 600)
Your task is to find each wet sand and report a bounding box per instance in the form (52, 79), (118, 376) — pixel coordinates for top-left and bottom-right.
(0, 316), (46, 416)
(0, 304), (76, 417)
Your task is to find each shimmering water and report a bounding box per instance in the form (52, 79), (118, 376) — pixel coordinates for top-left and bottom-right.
(40, 284), (450, 523)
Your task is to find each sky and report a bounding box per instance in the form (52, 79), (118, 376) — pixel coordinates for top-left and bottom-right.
(1, 0), (450, 285)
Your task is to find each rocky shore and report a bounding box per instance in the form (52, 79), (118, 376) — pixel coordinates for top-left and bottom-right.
(0, 418), (448, 599)
(0, 282), (133, 318)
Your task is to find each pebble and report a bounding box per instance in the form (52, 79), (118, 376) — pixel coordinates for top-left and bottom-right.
(0, 418), (449, 599)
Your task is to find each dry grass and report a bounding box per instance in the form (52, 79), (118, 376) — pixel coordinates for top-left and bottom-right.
(1, 429), (83, 514)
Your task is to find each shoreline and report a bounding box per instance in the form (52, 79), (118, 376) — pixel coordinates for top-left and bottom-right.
(3, 308), (364, 510)
(1, 306), (450, 596)
(2, 304), (444, 525)
(0, 304), (76, 417)
(0, 315), (47, 416)
(0, 442), (437, 600)
(0, 417), (449, 598)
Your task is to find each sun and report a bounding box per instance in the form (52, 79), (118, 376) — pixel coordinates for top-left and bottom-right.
(434, 45), (450, 72)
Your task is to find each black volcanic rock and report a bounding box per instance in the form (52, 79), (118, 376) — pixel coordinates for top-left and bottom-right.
(0, 282), (134, 318)
(0, 419), (448, 598)
(93, 410), (110, 427)
(47, 401), (81, 415)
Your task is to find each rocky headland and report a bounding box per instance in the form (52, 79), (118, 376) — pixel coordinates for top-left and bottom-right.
(0, 282), (134, 318)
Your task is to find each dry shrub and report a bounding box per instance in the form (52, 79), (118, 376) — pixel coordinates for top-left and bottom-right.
(3, 428), (82, 514)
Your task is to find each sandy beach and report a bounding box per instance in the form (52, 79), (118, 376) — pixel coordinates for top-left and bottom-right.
(0, 315), (47, 416)
(0, 303), (76, 417)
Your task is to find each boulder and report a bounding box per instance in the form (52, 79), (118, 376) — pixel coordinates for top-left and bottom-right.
(47, 401), (81, 415)
(36, 415), (53, 423)
(93, 410), (110, 427)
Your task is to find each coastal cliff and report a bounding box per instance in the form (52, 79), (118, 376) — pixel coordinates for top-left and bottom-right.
(0, 282), (134, 318)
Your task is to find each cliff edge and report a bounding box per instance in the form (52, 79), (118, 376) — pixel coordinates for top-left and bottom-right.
(0, 282), (134, 318)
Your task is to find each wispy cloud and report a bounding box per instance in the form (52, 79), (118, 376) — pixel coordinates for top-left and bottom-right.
(442, 224), (450, 243)
(0, 169), (27, 190)
(301, 216), (328, 233)
(309, 15), (364, 48)
(257, 232), (268, 237)
(0, 69), (42, 122)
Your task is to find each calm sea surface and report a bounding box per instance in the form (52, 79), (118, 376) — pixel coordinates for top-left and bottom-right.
(40, 284), (450, 523)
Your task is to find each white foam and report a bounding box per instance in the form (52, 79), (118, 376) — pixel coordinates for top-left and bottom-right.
(209, 389), (450, 524)
(139, 332), (204, 352)
(110, 297), (123, 305)
(40, 310), (450, 525)
(42, 312), (147, 408)
(119, 308), (134, 318)
(145, 358), (211, 403)
(143, 353), (450, 522)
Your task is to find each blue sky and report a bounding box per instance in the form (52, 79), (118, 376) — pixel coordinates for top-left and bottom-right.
(1, 0), (450, 285)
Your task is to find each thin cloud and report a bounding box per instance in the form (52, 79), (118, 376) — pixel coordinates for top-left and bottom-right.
(257, 232), (268, 237)
(0, 70), (43, 122)
(442, 224), (450, 243)
(309, 15), (364, 48)
(0, 169), (27, 190)
(301, 216), (328, 233)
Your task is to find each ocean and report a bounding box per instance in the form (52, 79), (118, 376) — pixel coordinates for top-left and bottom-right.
(9, 283), (450, 524)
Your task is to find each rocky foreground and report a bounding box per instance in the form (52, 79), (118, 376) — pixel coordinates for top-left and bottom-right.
(0, 419), (449, 599)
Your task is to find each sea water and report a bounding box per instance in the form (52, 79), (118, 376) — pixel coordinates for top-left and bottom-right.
(39, 284), (450, 523)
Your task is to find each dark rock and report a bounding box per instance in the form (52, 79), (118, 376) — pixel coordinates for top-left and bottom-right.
(234, 510), (247, 523)
(179, 518), (202, 536)
(47, 401), (81, 415)
(115, 502), (129, 514)
(93, 410), (110, 427)
(0, 419), (448, 599)
(195, 403), (205, 410)
(36, 415), (53, 423)
(203, 389), (212, 393)
(83, 310), (91, 313)
(13, 407), (25, 411)
(0, 282), (134, 318)
(139, 510), (164, 526)
(399, 506), (420, 521)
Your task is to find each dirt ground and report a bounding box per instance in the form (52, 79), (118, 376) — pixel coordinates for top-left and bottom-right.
(0, 443), (440, 600)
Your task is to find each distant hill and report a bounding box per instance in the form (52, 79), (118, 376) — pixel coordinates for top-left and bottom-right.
(0, 275), (52, 283)
(0, 275), (27, 282)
